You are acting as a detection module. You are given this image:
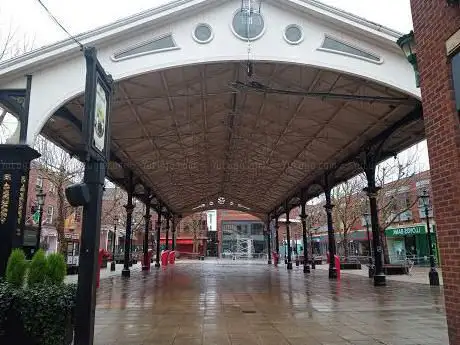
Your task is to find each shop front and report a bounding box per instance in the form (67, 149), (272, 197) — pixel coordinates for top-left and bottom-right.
(385, 224), (438, 265)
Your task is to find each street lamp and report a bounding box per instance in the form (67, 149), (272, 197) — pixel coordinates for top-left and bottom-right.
(363, 212), (374, 278)
(110, 216), (119, 271)
(397, 30), (419, 87)
(419, 190), (440, 286)
(35, 187), (46, 251)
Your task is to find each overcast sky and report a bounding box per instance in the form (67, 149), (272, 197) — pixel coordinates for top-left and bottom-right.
(1, 0), (413, 49)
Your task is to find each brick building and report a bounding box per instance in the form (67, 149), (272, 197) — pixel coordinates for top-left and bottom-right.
(275, 170), (436, 264)
(24, 164), (82, 256)
(409, 1), (460, 343)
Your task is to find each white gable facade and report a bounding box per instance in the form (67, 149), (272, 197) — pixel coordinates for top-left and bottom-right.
(0, 0), (419, 146)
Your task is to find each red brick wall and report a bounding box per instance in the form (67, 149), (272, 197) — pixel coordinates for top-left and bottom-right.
(26, 166), (83, 244)
(410, 1), (460, 343)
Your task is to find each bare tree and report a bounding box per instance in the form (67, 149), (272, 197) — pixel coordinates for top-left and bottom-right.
(372, 149), (423, 263)
(101, 186), (126, 227)
(182, 212), (206, 253)
(331, 177), (366, 258)
(0, 17), (35, 140)
(34, 136), (83, 254)
(305, 199), (326, 257)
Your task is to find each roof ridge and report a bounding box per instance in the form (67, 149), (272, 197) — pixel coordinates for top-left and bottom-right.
(0, 0), (405, 74)
(298, 0), (404, 38)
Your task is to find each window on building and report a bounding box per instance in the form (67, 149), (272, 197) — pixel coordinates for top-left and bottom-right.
(208, 213), (213, 230)
(251, 223), (263, 235)
(74, 207), (82, 222)
(320, 36), (381, 63)
(49, 183), (56, 195)
(113, 34), (178, 60)
(36, 176), (43, 188)
(46, 206), (54, 224)
(396, 192), (411, 209)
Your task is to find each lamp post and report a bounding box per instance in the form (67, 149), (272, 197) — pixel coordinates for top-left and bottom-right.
(35, 187), (46, 251)
(283, 237), (287, 264)
(419, 190), (440, 286)
(110, 216), (119, 271)
(397, 30), (419, 87)
(363, 212), (374, 278)
(294, 231), (299, 266)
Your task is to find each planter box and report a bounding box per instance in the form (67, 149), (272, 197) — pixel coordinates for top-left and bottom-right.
(0, 283), (76, 345)
(1, 307), (73, 345)
(340, 262), (362, 270)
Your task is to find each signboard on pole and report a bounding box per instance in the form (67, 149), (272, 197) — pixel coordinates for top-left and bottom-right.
(82, 47), (112, 161)
(93, 83), (108, 153)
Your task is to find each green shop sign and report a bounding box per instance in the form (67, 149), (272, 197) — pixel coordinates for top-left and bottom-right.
(385, 224), (436, 237)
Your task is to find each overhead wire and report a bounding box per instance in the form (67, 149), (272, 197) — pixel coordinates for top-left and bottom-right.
(35, 0), (84, 50)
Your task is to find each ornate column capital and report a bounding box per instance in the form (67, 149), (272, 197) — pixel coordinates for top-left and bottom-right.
(124, 203), (135, 214)
(324, 203), (334, 213)
(363, 186), (381, 199)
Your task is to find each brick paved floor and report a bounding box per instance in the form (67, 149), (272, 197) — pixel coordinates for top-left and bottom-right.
(93, 260), (448, 345)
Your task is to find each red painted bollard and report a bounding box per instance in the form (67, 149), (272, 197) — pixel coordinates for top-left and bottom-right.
(143, 250), (152, 271)
(97, 249), (104, 288)
(334, 254), (341, 280)
(168, 250), (176, 264)
(161, 250), (170, 266)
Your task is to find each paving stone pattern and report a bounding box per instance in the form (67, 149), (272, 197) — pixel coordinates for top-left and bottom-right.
(93, 260), (448, 345)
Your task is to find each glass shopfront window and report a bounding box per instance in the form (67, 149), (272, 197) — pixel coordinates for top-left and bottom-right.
(221, 221), (265, 258)
(385, 224), (438, 265)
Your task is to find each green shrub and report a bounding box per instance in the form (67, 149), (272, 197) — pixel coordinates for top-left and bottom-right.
(27, 249), (47, 287)
(46, 253), (67, 285)
(0, 281), (15, 337)
(15, 283), (77, 345)
(5, 249), (28, 288)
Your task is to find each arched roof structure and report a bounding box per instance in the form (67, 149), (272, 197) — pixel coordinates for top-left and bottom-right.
(0, 0), (424, 218)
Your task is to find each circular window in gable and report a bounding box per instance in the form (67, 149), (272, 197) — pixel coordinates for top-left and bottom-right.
(193, 23), (213, 44)
(232, 10), (265, 41)
(284, 24), (303, 45)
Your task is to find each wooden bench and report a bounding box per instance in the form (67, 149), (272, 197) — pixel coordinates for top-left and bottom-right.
(298, 256), (322, 265)
(383, 264), (408, 275)
(340, 256), (362, 270)
(340, 262), (362, 270)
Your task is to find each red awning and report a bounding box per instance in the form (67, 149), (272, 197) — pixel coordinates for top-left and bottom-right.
(159, 239), (194, 244)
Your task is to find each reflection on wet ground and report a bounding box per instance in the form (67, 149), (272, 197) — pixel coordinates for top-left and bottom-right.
(94, 260), (448, 345)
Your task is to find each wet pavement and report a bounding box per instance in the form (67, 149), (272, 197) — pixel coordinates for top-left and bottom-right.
(93, 260), (448, 345)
